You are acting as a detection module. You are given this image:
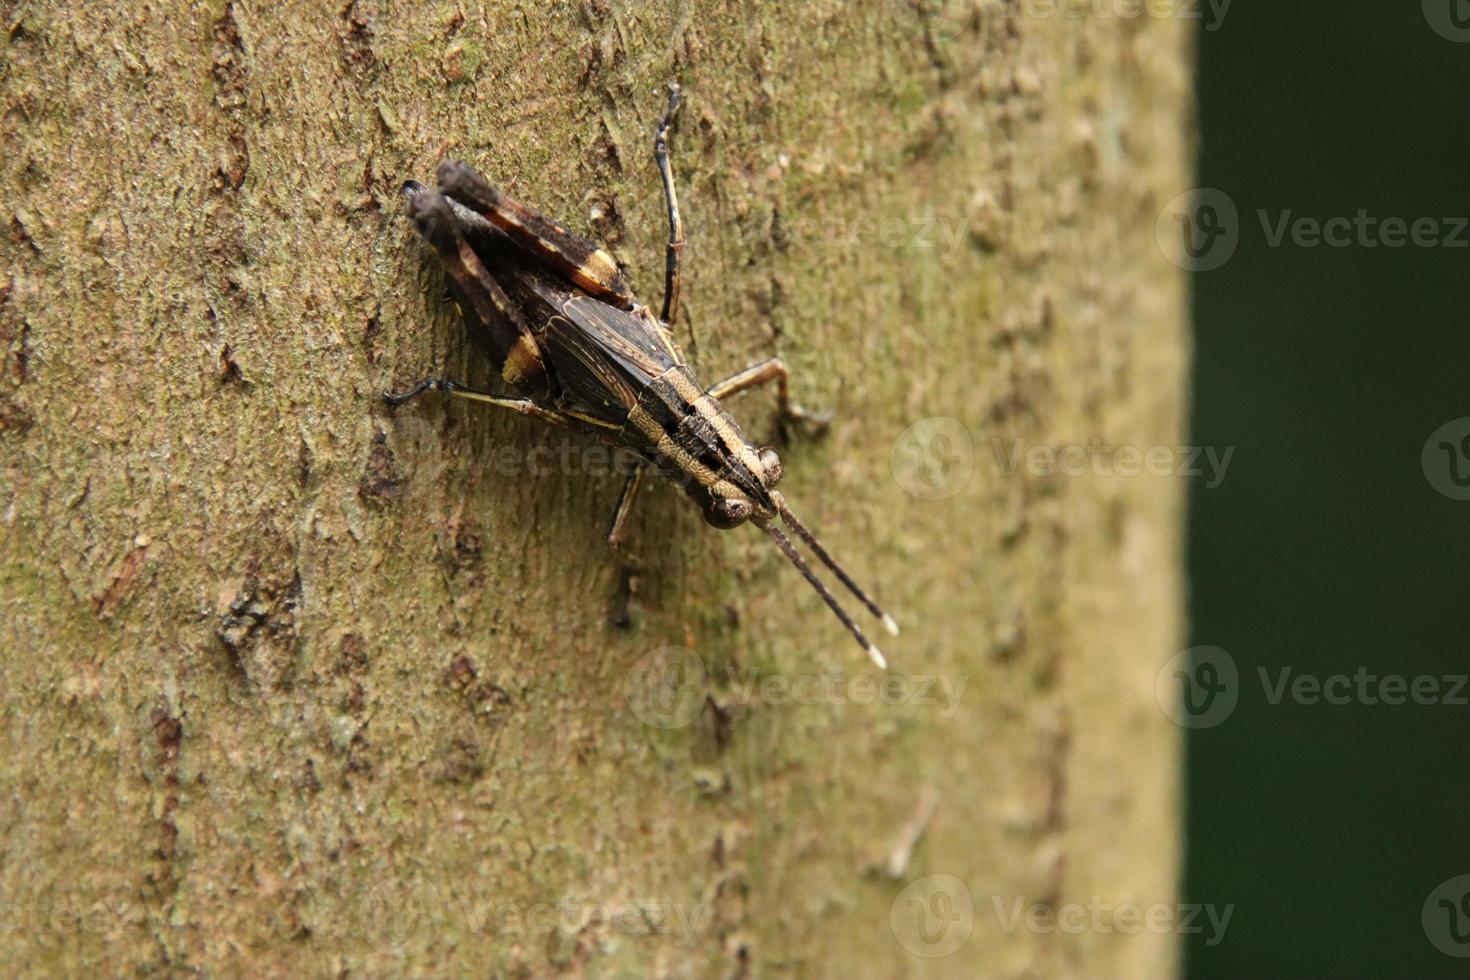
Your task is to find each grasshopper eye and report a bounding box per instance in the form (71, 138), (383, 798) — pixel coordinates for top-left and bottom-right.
(758, 447), (783, 488)
(706, 497), (753, 529)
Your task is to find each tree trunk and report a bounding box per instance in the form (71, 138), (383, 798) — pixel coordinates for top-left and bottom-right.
(1, 1), (1190, 975)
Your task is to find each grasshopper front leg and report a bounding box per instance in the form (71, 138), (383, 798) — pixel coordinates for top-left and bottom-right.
(708, 357), (832, 440)
(654, 82), (686, 329)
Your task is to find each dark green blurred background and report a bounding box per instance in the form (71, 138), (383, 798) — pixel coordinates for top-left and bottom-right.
(1187, 2), (1470, 976)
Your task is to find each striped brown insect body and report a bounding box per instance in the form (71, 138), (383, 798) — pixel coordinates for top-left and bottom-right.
(386, 84), (898, 667)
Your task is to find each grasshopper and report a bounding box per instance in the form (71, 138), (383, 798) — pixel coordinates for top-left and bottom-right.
(385, 84), (897, 667)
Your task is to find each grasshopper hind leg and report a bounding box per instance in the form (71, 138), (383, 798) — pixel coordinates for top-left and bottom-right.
(435, 161), (635, 307)
(400, 182), (555, 398)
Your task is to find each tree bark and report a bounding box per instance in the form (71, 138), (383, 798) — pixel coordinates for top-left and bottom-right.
(1, 1), (1190, 975)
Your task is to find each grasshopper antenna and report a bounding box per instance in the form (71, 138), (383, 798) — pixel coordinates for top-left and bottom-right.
(762, 522), (888, 670)
(769, 492), (900, 638)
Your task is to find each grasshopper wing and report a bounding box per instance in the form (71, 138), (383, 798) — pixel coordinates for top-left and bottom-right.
(539, 295), (685, 429)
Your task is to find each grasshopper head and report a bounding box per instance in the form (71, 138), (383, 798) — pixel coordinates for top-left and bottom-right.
(701, 445), (785, 529)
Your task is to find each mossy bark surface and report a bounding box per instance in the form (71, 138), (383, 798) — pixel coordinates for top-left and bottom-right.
(1, 1), (1190, 975)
